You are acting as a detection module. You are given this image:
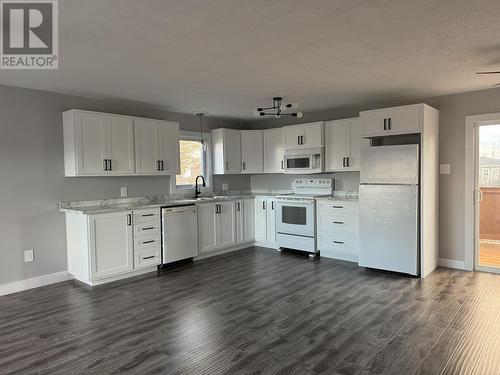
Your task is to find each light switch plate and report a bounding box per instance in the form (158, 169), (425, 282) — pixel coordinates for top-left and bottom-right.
(24, 249), (34, 263)
(439, 164), (451, 175)
(120, 187), (128, 197)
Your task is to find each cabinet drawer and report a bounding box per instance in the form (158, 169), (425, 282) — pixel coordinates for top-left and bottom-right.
(134, 237), (161, 252)
(318, 213), (358, 233)
(134, 222), (160, 238)
(134, 249), (160, 269)
(317, 200), (358, 215)
(318, 232), (358, 260)
(133, 209), (160, 224)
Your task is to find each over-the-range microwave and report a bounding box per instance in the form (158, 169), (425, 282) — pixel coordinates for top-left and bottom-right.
(283, 147), (324, 174)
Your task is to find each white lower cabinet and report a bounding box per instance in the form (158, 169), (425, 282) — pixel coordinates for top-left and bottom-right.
(89, 211), (134, 279)
(236, 199), (255, 244)
(254, 197), (277, 246)
(317, 199), (359, 262)
(66, 208), (161, 286)
(197, 200), (240, 254)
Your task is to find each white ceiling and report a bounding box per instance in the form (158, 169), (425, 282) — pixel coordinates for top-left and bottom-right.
(1, 0), (500, 119)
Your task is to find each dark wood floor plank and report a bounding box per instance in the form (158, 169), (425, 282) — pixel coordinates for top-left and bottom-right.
(0, 247), (499, 375)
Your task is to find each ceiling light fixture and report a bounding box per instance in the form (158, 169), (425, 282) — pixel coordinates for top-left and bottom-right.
(253, 97), (303, 118)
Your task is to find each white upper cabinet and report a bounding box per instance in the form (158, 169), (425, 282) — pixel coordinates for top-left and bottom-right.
(107, 115), (135, 175)
(325, 117), (369, 172)
(211, 128), (242, 174)
(283, 122), (324, 149)
(63, 110), (135, 176)
(241, 130), (263, 173)
(360, 104), (422, 137)
(263, 128), (284, 173)
(63, 109), (179, 177)
(134, 118), (179, 175)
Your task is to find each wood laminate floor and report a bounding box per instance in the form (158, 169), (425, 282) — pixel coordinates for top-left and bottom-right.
(1, 247), (500, 375)
(479, 241), (500, 268)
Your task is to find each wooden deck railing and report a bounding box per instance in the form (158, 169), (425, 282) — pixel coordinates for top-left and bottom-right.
(480, 187), (500, 241)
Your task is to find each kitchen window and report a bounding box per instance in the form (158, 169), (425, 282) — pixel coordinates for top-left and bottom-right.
(174, 131), (212, 191)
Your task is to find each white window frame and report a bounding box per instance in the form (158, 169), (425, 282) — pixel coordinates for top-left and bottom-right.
(171, 130), (212, 194)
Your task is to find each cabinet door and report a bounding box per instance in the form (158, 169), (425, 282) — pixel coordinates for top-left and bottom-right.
(241, 130), (263, 173)
(75, 111), (107, 175)
(89, 211), (134, 279)
(107, 115), (135, 175)
(263, 128), (284, 173)
(198, 203), (218, 253)
(255, 198), (268, 242)
(283, 125), (304, 148)
(224, 129), (242, 174)
(134, 119), (163, 175)
(303, 122), (324, 147)
(325, 119), (348, 171)
(235, 200), (244, 244)
(360, 109), (388, 137)
(386, 105), (421, 134)
(347, 118), (370, 171)
(217, 201), (236, 248)
(243, 199), (255, 242)
(266, 198), (276, 243)
(159, 122), (180, 175)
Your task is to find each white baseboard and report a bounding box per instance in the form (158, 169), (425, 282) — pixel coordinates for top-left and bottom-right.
(0, 271), (73, 296)
(438, 258), (466, 270)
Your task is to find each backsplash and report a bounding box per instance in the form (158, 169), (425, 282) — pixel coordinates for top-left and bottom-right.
(250, 172), (360, 192)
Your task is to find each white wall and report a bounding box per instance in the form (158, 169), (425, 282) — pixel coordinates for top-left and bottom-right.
(0, 84), (248, 285)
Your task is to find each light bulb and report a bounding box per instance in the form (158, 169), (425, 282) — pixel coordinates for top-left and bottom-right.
(279, 104), (287, 111)
(287, 103), (298, 109)
(296, 112), (303, 118)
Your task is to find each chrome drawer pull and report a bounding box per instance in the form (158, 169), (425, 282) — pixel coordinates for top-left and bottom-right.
(333, 241), (344, 244)
(142, 255), (155, 260)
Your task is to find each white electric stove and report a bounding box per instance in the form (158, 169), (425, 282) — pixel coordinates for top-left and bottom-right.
(275, 178), (334, 255)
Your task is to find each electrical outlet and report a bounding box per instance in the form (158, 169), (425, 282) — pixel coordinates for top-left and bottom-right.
(120, 187), (128, 197)
(222, 183), (229, 191)
(24, 249), (34, 263)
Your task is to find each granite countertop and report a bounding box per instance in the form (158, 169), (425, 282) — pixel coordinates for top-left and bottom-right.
(59, 190), (293, 214)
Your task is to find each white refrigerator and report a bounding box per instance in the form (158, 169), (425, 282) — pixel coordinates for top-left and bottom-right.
(359, 144), (420, 275)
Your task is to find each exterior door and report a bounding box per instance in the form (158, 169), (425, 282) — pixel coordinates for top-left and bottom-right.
(475, 124), (500, 272)
(89, 211), (134, 279)
(75, 111), (107, 175)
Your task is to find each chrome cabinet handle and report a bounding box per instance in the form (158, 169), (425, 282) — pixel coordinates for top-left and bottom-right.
(127, 214), (132, 226)
(156, 160), (161, 171)
(262, 201), (266, 210)
(388, 118), (392, 130)
(103, 159), (108, 171)
(300, 135), (304, 145)
(346, 157), (349, 167)
(108, 159), (112, 171)
(383, 118), (387, 130)
(342, 157), (346, 167)
(297, 136), (300, 145)
(271, 201), (274, 210)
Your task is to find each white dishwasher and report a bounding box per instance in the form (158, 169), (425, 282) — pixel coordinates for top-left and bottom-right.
(161, 204), (199, 264)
